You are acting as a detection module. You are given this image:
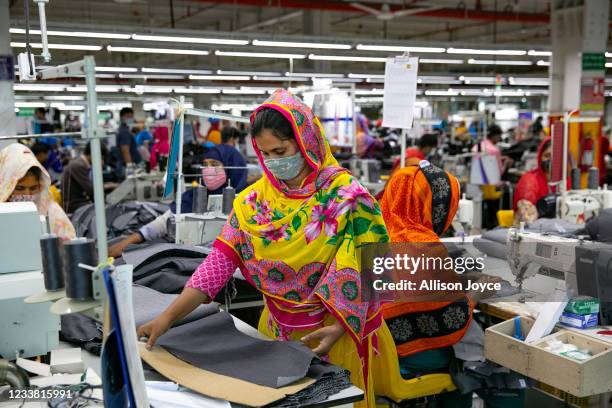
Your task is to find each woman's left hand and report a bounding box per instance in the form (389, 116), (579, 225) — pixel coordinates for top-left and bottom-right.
(300, 321), (345, 357)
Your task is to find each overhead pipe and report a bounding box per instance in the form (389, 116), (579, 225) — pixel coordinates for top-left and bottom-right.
(193, 0), (549, 24)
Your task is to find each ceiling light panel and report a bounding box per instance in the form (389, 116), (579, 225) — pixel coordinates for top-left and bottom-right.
(253, 39), (351, 50)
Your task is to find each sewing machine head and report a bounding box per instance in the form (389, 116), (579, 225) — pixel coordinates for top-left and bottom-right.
(506, 227), (583, 291)
(556, 188), (612, 224)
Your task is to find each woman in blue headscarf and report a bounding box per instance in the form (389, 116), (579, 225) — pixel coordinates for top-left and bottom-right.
(201, 139), (248, 194)
(108, 140), (249, 257)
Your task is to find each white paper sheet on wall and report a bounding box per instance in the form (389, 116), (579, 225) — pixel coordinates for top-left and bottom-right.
(382, 56), (419, 129)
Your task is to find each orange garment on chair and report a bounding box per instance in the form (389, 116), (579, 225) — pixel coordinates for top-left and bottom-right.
(379, 161), (473, 357)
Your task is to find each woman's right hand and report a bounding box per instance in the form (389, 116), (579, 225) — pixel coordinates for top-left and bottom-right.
(137, 315), (172, 350)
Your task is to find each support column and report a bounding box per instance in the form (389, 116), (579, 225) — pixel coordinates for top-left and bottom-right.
(548, 0), (609, 113)
(0, 0), (16, 148)
(302, 11), (331, 73)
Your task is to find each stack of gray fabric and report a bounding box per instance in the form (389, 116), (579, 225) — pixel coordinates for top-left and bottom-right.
(70, 201), (169, 240)
(122, 243), (209, 294)
(473, 218), (583, 260)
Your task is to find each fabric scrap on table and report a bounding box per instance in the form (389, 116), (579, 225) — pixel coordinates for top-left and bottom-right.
(157, 311), (317, 388)
(266, 361), (352, 408)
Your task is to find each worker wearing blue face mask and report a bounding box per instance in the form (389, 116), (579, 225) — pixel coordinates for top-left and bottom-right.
(115, 107), (142, 177)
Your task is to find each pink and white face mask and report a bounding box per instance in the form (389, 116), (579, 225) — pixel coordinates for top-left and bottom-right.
(201, 167), (227, 190)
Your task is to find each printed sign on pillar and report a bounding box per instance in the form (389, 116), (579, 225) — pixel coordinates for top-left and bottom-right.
(580, 77), (605, 116)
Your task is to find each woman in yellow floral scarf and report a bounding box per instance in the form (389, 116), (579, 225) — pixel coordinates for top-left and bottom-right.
(139, 89), (391, 407)
(0, 143), (75, 240)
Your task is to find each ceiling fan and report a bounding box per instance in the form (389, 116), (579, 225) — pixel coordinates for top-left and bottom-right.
(349, 2), (444, 21)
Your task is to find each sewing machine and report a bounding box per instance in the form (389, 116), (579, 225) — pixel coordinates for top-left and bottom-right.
(106, 171), (166, 205)
(452, 194), (474, 237)
(171, 195), (227, 247)
(556, 187), (612, 224)
(0, 202), (60, 359)
(506, 226), (612, 324)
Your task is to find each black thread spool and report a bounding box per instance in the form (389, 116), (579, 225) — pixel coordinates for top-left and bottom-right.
(222, 184), (235, 215)
(63, 238), (97, 300)
(40, 234), (64, 291)
(588, 167), (599, 190)
(192, 185), (208, 214)
(571, 168), (581, 190)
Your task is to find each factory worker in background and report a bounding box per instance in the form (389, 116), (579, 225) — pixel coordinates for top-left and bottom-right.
(0, 143), (75, 240)
(108, 145), (248, 258)
(137, 89), (395, 408)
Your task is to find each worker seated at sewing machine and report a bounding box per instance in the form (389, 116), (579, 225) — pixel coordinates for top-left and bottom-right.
(513, 138), (554, 224)
(108, 145), (249, 257)
(372, 160), (520, 406)
(0, 143), (75, 240)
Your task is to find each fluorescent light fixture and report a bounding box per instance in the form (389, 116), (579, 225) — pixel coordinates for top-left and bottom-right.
(215, 50), (305, 59)
(119, 74), (186, 79)
(355, 97), (384, 103)
(58, 105), (85, 111)
(189, 75), (251, 81)
(96, 66), (138, 72)
(420, 58), (464, 64)
(96, 85), (124, 92)
(508, 77), (549, 86)
(15, 101), (47, 108)
(425, 90), (459, 96)
(285, 72), (345, 78)
(128, 85), (175, 94)
(536, 60), (551, 66)
(607, 62), (612, 68)
(331, 78), (364, 83)
(10, 28), (131, 39)
(468, 58), (532, 66)
(252, 76), (309, 81)
(175, 87), (221, 94)
(355, 89), (384, 95)
(107, 46), (209, 55)
(528, 50), (552, 56)
(95, 74), (117, 79)
(142, 67), (213, 75)
(14, 84), (66, 92)
(308, 54), (386, 62)
(44, 95), (84, 101)
(253, 39), (351, 50)
(11, 42), (102, 51)
(461, 76), (496, 84)
(356, 44), (445, 53)
(606, 52), (612, 58)
(419, 76), (461, 84)
(217, 70), (281, 76)
(222, 89), (269, 95)
(132, 33), (248, 45)
(348, 73), (385, 79)
(447, 48), (526, 56)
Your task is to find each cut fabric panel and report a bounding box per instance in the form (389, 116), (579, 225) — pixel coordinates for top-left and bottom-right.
(157, 311), (317, 388)
(132, 285), (219, 328)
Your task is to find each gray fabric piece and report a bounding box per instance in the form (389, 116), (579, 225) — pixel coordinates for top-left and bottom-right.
(132, 285), (219, 328)
(473, 237), (507, 260)
(583, 208), (612, 243)
(157, 311), (317, 388)
(452, 320), (485, 363)
(123, 243), (208, 270)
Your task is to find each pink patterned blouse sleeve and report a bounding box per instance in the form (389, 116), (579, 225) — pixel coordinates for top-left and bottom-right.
(185, 246), (239, 300)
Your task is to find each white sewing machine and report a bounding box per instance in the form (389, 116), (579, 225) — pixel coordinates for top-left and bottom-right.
(506, 226), (582, 293)
(0, 202), (60, 358)
(106, 170), (166, 205)
(556, 187), (612, 224)
(174, 195), (227, 247)
(452, 194), (474, 237)
(506, 225), (612, 324)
